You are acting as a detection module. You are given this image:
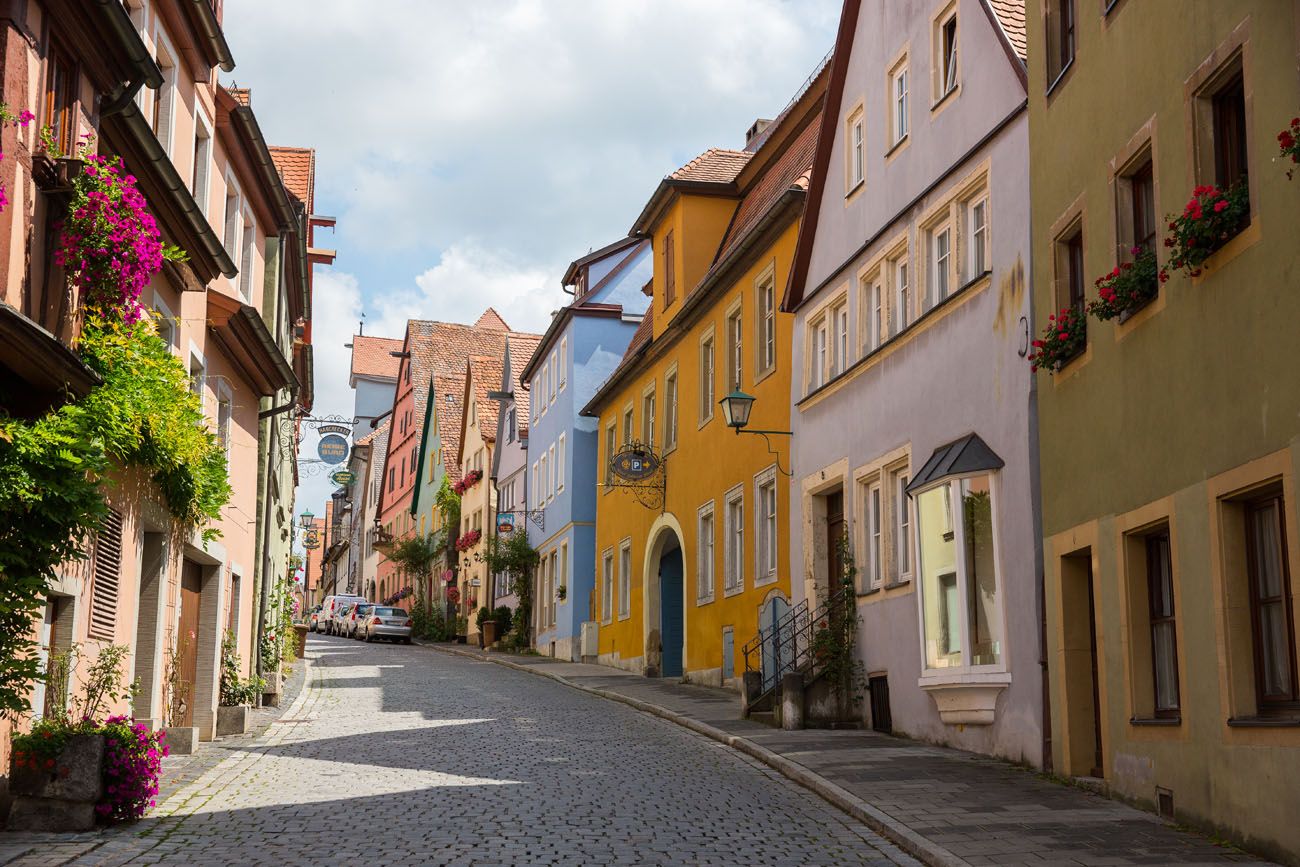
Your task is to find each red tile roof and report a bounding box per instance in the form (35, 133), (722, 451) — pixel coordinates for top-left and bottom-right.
(466, 355), (506, 452)
(474, 307), (510, 330)
(350, 335), (403, 383)
(226, 86), (251, 106)
(505, 334), (542, 434)
(670, 148), (753, 184)
(986, 0), (1027, 62)
(268, 146), (316, 211)
(432, 373), (466, 478)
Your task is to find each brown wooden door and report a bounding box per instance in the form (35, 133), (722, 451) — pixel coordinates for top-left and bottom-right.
(1085, 560), (1104, 778)
(178, 561), (202, 727)
(826, 490), (845, 592)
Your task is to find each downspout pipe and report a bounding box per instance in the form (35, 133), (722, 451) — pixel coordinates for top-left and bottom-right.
(254, 384), (298, 679)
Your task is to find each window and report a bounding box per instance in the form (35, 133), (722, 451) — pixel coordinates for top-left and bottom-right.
(724, 486), (744, 595)
(890, 62), (908, 145)
(558, 543), (568, 601)
(532, 376), (540, 422)
(1130, 159), (1156, 253)
(810, 314), (829, 390)
(891, 252), (911, 335)
(663, 230), (676, 307)
(42, 43), (76, 156)
(549, 351), (557, 403)
(558, 338), (568, 390)
(1046, 0), (1075, 86)
(861, 272), (883, 353)
(641, 388), (656, 448)
(547, 445), (556, 500)
(968, 196), (989, 279)
(756, 273), (776, 375)
(532, 461), (540, 507)
(192, 110), (212, 215)
(664, 369), (679, 450)
(618, 540), (632, 618)
(1245, 493), (1297, 712)
(602, 549), (614, 623)
(698, 503), (716, 601)
(556, 434), (566, 493)
(216, 387), (232, 455)
(929, 224), (951, 307)
(831, 300), (849, 376)
(604, 425), (616, 487)
(699, 333), (715, 422)
(506, 406), (516, 443)
(151, 37), (177, 156)
(622, 405), (634, 446)
(725, 305), (743, 392)
(88, 508), (124, 640)
(1145, 530), (1180, 717)
(935, 7), (958, 100)
(153, 295), (176, 350)
(1212, 69), (1248, 193)
(917, 474), (1002, 669)
(189, 353), (205, 399)
(223, 183), (241, 261)
(539, 453), (548, 502)
(846, 107), (865, 190)
(863, 479), (882, 590)
(891, 468), (912, 583)
(410, 447), (417, 477)
(1064, 229), (1085, 316)
(755, 472), (777, 585)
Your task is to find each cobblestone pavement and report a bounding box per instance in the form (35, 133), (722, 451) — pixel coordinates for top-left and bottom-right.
(2, 635), (917, 866)
(437, 646), (1278, 867)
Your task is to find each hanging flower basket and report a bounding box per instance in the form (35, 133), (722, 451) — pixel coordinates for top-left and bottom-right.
(1028, 307), (1087, 373)
(454, 529), (482, 552)
(1163, 182), (1249, 277)
(451, 469), (483, 496)
(1087, 248), (1161, 321)
(1278, 116), (1300, 179)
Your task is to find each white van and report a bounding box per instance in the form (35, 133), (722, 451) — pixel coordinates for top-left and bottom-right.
(318, 594), (366, 635)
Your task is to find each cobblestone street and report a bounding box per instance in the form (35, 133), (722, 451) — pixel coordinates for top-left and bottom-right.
(3, 636), (916, 866)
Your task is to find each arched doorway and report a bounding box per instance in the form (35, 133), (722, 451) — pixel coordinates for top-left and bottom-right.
(758, 593), (792, 691)
(643, 517), (687, 679)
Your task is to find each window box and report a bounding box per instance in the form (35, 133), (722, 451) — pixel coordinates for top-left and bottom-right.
(1028, 306), (1087, 373)
(1163, 183), (1250, 278)
(1278, 116), (1300, 179)
(918, 671), (1012, 725)
(1088, 247), (1160, 322)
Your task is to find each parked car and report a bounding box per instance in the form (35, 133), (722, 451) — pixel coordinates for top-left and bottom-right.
(345, 603), (374, 639)
(319, 594), (365, 635)
(360, 607), (412, 644)
(329, 602), (357, 636)
(307, 606), (323, 632)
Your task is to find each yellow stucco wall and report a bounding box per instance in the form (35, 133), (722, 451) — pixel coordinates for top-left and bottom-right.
(593, 195), (797, 685)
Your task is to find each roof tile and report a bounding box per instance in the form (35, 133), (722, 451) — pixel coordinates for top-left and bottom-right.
(268, 146), (316, 211)
(987, 0), (1027, 62)
(669, 148), (752, 184)
(350, 335), (403, 382)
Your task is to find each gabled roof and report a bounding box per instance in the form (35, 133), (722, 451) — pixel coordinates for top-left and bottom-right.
(984, 0), (1027, 65)
(349, 335), (403, 384)
(561, 236), (644, 287)
(669, 148), (753, 183)
(465, 355), (506, 455)
(504, 334), (542, 428)
(405, 314), (513, 439)
(268, 146), (316, 212)
(474, 307), (510, 330)
(432, 373), (466, 478)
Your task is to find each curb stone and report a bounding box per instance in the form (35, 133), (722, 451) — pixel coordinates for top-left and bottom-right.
(424, 642), (962, 867)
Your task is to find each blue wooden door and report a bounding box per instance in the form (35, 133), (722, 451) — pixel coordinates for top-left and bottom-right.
(659, 546), (684, 677)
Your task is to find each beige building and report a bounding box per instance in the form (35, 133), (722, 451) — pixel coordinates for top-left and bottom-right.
(1029, 1), (1300, 860)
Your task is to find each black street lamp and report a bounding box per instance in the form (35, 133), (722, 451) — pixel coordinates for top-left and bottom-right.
(298, 509), (315, 529)
(718, 390), (792, 438)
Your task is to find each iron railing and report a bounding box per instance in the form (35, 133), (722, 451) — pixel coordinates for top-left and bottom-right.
(742, 584), (855, 704)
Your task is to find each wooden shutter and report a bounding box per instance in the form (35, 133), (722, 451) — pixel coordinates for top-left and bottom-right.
(664, 230), (676, 306)
(89, 509), (124, 640)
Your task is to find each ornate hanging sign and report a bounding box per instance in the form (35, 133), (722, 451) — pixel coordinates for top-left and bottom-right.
(496, 513), (515, 534)
(303, 529), (321, 550)
(330, 470), (357, 487)
(611, 447), (661, 481)
(317, 434), (350, 465)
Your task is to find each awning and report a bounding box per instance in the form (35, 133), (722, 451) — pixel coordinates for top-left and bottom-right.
(0, 303), (101, 419)
(206, 291), (297, 397)
(906, 433), (1004, 495)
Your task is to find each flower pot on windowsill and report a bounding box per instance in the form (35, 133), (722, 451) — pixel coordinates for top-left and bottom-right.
(6, 734), (104, 832)
(31, 152), (83, 193)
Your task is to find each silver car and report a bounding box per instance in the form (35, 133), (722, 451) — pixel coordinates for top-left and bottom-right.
(329, 602), (356, 636)
(360, 607), (412, 643)
(345, 603), (374, 639)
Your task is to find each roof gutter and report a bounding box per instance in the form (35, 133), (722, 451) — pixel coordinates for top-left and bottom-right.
(186, 0), (236, 72)
(90, 0), (164, 89)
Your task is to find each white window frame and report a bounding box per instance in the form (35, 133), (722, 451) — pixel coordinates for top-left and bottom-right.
(934, 3), (959, 103)
(967, 193), (990, 281)
(556, 434), (566, 494)
(215, 380), (233, 457)
(890, 61), (909, 146)
(809, 313), (829, 391)
(601, 548), (615, 624)
(557, 542), (568, 601)
(664, 365), (679, 452)
(697, 501), (716, 603)
(890, 464), (914, 585)
(151, 28), (178, 159)
(831, 299), (850, 377)
(549, 351), (558, 403)
(618, 538), (632, 619)
(152, 290), (176, 352)
(845, 104), (865, 192)
(928, 221), (952, 309)
(558, 337), (568, 391)
(755, 266), (777, 377)
(725, 300), (743, 393)
(191, 102), (213, 220)
(222, 172), (242, 262)
(723, 484), (745, 597)
(863, 476), (883, 590)
(699, 327), (716, 424)
(547, 445), (556, 502)
(238, 207), (256, 302)
(890, 247), (911, 335)
(860, 269), (883, 354)
(754, 467), (778, 587)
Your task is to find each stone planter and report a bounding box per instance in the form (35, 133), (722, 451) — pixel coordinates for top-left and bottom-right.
(293, 624), (308, 657)
(164, 726), (199, 756)
(6, 733), (104, 832)
(262, 668), (283, 708)
(481, 620), (498, 648)
(215, 705), (249, 737)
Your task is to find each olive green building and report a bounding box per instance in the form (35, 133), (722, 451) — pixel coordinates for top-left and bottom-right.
(1029, 1), (1300, 860)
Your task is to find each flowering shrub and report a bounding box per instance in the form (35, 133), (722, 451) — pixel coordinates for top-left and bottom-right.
(1087, 248), (1161, 321)
(454, 529), (482, 552)
(446, 584), (461, 605)
(451, 469), (483, 496)
(55, 153), (185, 322)
(382, 586), (413, 606)
(1163, 183), (1249, 277)
(1278, 117), (1300, 179)
(0, 104), (35, 214)
(1028, 307), (1087, 373)
(11, 715), (168, 824)
(97, 716), (167, 822)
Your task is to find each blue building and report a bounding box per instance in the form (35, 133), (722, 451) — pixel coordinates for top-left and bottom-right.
(522, 237), (651, 660)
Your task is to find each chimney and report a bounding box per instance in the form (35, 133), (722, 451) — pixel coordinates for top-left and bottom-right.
(745, 118), (773, 149)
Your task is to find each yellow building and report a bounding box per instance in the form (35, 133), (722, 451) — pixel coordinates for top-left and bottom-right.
(584, 68), (825, 686)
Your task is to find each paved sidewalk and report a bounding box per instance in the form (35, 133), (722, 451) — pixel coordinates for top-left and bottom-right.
(428, 643), (1275, 867)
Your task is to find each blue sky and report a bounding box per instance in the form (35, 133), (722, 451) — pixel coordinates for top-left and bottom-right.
(221, 0), (841, 517)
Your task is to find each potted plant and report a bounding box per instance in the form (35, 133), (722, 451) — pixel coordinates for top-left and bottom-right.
(1163, 182), (1249, 277)
(216, 631), (264, 737)
(162, 630), (197, 755)
(1277, 116), (1300, 179)
(1087, 247), (1161, 321)
(1028, 306), (1087, 373)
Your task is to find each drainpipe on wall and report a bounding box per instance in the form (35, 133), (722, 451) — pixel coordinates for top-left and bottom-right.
(254, 384), (299, 680)
(1025, 314), (1052, 774)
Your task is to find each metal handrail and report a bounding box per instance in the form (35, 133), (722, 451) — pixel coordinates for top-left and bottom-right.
(743, 584), (854, 700)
